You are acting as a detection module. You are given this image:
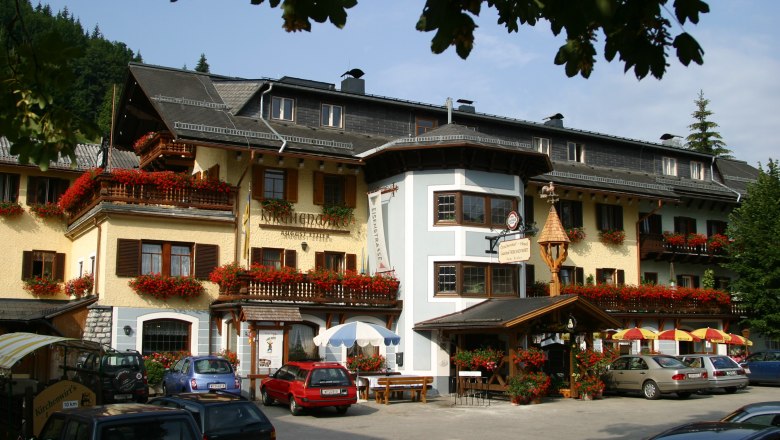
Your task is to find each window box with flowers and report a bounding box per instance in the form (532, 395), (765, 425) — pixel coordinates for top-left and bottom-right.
(566, 227), (586, 244)
(686, 233), (708, 247)
(250, 264), (304, 285)
(452, 347), (505, 372)
(64, 273), (94, 298)
(209, 262), (246, 293)
(30, 202), (64, 219)
(144, 351), (190, 390)
(662, 231), (686, 247)
(307, 268), (341, 292)
(132, 131), (158, 154)
(0, 201), (24, 217)
(707, 233), (729, 254)
(58, 167), (103, 215)
(598, 229), (625, 245)
(23, 276), (62, 296)
(321, 204), (354, 226)
(260, 198), (293, 217)
(347, 354), (386, 372)
(128, 274), (204, 301)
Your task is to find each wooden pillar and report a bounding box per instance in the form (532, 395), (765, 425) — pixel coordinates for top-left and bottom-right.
(508, 331), (518, 378)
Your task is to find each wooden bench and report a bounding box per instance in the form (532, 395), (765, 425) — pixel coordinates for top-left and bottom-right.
(372, 376), (434, 404)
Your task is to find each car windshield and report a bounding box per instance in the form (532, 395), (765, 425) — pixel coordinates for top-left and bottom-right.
(194, 359), (232, 374)
(205, 403), (271, 432)
(653, 356), (687, 368)
(308, 368), (350, 387)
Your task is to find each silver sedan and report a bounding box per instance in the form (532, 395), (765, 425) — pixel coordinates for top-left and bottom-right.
(603, 354), (710, 399)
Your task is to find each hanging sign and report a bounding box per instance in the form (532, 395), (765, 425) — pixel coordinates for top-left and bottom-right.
(368, 190), (391, 272)
(506, 211), (521, 231)
(498, 238), (531, 263)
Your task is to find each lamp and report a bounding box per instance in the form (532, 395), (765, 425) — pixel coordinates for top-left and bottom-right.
(298, 159), (305, 168)
(566, 315), (577, 332)
(235, 151), (242, 161)
(123, 325), (132, 336)
(301, 241), (308, 251)
(319, 161), (325, 170)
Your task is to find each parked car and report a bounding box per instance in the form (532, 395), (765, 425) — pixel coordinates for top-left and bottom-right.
(722, 402), (780, 426)
(742, 351), (780, 385)
(260, 361), (357, 416)
(646, 422), (780, 439)
(74, 349), (149, 403)
(678, 354), (748, 393)
(162, 355), (241, 395)
(149, 390), (276, 440)
(602, 354), (710, 400)
(36, 403), (201, 440)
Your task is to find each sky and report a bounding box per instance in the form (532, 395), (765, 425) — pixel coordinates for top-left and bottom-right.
(41, 0), (779, 168)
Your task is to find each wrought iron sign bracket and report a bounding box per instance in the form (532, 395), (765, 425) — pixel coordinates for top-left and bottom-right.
(485, 230), (525, 254)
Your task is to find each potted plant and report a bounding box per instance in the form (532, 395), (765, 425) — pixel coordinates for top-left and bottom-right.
(598, 228), (625, 245)
(208, 262), (247, 292)
(128, 274), (204, 301)
(0, 201), (24, 217)
(346, 353), (386, 372)
(23, 276), (62, 296)
(322, 204), (353, 225)
(307, 268), (340, 292)
(506, 371), (550, 404)
(30, 202), (64, 219)
(687, 233), (708, 247)
(452, 348), (504, 372)
(707, 233), (729, 253)
(64, 273), (94, 298)
(250, 264), (304, 284)
(566, 227), (586, 243)
(662, 231), (686, 246)
(260, 198), (293, 217)
(219, 348), (240, 371)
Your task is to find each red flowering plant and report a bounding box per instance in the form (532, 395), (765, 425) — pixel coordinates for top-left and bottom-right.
(707, 233), (730, 253)
(219, 348), (240, 371)
(572, 375), (605, 398)
(112, 169), (232, 193)
(260, 198), (293, 217)
(0, 201), (24, 217)
(128, 274), (204, 301)
(514, 347), (546, 371)
(30, 202), (64, 219)
(562, 284), (732, 309)
(572, 347), (614, 399)
(687, 233), (708, 247)
(250, 264), (304, 284)
(307, 268), (341, 292)
(59, 168), (103, 215)
(321, 204), (354, 226)
(598, 228), (625, 245)
(341, 270), (372, 291)
(451, 347), (505, 371)
(370, 272), (400, 294)
(132, 131), (157, 154)
(144, 351), (190, 386)
(346, 354), (386, 372)
(506, 371), (551, 403)
(23, 276), (62, 296)
(209, 262), (247, 292)
(566, 227), (586, 243)
(64, 273), (94, 298)
(662, 231), (686, 246)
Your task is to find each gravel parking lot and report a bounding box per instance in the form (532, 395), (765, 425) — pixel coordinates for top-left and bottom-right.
(259, 385), (779, 440)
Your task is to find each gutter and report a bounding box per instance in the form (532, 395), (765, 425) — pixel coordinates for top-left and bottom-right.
(711, 157), (742, 202)
(259, 83), (288, 154)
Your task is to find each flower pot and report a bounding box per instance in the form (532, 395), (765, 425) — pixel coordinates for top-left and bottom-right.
(559, 388), (572, 399)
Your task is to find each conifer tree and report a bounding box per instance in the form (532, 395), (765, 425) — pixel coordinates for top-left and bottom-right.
(195, 53), (210, 73)
(686, 90), (732, 157)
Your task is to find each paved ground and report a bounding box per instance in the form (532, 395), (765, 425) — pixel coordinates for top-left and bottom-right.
(259, 384), (779, 440)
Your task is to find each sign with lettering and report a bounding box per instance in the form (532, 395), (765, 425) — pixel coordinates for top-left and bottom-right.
(368, 191), (391, 272)
(498, 238), (531, 263)
(33, 380), (95, 436)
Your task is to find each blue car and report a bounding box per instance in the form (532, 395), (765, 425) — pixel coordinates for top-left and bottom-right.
(743, 351), (780, 385)
(163, 355), (241, 395)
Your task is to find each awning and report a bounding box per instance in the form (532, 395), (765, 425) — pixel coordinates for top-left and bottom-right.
(240, 306), (302, 322)
(0, 332), (76, 371)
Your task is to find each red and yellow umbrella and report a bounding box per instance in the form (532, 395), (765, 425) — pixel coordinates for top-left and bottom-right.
(656, 329), (701, 342)
(691, 327), (732, 343)
(611, 327), (658, 341)
(725, 333), (753, 346)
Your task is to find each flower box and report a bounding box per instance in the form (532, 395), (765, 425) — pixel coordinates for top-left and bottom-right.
(662, 231), (686, 246)
(566, 227), (586, 243)
(23, 276), (62, 296)
(129, 274), (204, 300)
(30, 202), (64, 219)
(0, 201), (24, 217)
(64, 273), (94, 298)
(598, 229), (625, 245)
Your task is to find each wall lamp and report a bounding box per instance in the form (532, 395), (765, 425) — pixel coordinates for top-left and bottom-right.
(301, 241), (308, 251)
(235, 151), (242, 161)
(123, 325), (133, 336)
(566, 315), (577, 332)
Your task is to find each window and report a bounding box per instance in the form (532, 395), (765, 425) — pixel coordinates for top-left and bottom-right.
(715, 276), (730, 290)
(321, 104), (343, 128)
(596, 204), (623, 231)
(524, 196), (534, 227)
(674, 216), (697, 236)
(289, 323), (318, 361)
(21, 250), (65, 281)
(560, 266), (584, 286)
(596, 268), (624, 285)
(313, 172), (356, 208)
(315, 251), (356, 273)
(252, 166), (298, 202)
(556, 200), (583, 229)
(690, 161), (705, 180)
(533, 137), (550, 155)
(26, 176), (69, 205)
(226, 320), (238, 354)
(142, 319), (190, 355)
(639, 213), (662, 235)
(643, 272), (658, 284)
(116, 239), (218, 279)
(271, 96), (294, 121)
(0, 173), (20, 202)
(707, 220), (727, 236)
(434, 262), (518, 297)
(434, 191), (518, 228)
(567, 142), (585, 163)
(662, 157), (677, 176)
(251, 248), (297, 269)
(415, 117), (437, 136)
(676, 274), (699, 288)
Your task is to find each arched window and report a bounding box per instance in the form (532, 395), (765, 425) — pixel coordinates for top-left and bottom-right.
(288, 323), (318, 361)
(142, 319), (191, 355)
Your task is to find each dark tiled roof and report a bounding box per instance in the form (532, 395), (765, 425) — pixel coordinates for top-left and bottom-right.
(533, 161), (679, 199)
(390, 123), (531, 151)
(0, 138), (139, 171)
(240, 305), (302, 322)
(0, 297), (97, 322)
(717, 158), (760, 197)
(212, 80), (263, 114)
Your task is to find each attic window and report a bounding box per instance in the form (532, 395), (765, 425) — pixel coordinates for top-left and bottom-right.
(271, 97), (294, 121)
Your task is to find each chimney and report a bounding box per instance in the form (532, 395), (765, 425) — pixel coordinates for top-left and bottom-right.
(543, 113), (564, 128)
(341, 77), (365, 94)
(457, 98), (475, 113)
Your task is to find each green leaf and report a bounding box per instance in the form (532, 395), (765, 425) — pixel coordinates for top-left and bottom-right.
(673, 33), (704, 66)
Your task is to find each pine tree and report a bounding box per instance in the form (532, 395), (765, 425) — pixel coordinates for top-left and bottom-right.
(195, 53), (210, 73)
(686, 90), (732, 157)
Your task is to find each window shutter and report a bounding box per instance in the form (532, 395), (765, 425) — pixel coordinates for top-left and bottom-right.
(524, 196), (534, 225)
(194, 244), (219, 279)
(54, 253), (66, 282)
(26, 176), (39, 205)
(251, 165), (265, 201)
(346, 253), (357, 272)
(693, 275), (700, 288)
(313, 171), (324, 205)
(595, 204), (604, 230)
(285, 169), (298, 203)
(674, 217), (684, 234)
(575, 267), (585, 285)
(614, 206), (624, 230)
(573, 201), (583, 228)
(344, 175), (357, 208)
(315, 252), (325, 270)
(284, 250), (297, 268)
(9, 174), (20, 202)
(207, 164), (220, 181)
(617, 270), (625, 286)
(56, 178), (70, 202)
(676, 275), (683, 286)
(525, 264), (535, 286)
(251, 247), (263, 266)
(21, 250), (32, 280)
(595, 269), (604, 285)
(116, 239), (141, 277)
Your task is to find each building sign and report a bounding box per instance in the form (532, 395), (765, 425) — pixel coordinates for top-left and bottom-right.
(368, 191), (391, 272)
(506, 211), (520, 231)
(33, 380), (95, 436)
(258, 209), (352, 230)
(256, 330), (284, 371)
(498, 238), (531, 263)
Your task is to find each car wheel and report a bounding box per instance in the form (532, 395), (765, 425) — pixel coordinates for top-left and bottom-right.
(289, 395), (303, 416)
(642, 380), (661, 400)
(336, 406), (349, 415)
(677, 392), (692, 399)
(261, 388), (274, 406)
(724, 387), (738, 394)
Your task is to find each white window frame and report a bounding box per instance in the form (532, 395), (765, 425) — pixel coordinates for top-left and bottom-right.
(662, 157), (678, 176)
(690, 161), (704, 180)
(271, 96), (294, 121)
(533, 137), (551, 155)
(321, 103), (343, 128)
(567, 142), (585, 163)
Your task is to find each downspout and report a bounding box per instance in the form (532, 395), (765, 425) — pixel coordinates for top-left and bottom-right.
(259, 83), (288, 153)
(636, 199), (665, 284)
(95, 217), (102, 298)
(711, 156), (741, 202)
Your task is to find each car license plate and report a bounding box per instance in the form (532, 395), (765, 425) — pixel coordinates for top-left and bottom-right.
(687, 373), (701, 378)
(320, 388), (343, 396)
(208, 383), (226, 389)
(726, 371), (736, 376)
(114, 394), (132, 400)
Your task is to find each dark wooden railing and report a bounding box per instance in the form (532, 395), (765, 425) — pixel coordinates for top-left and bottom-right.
(137, 133), (195, 169)
(67, 175), (236, 224)
(584, 296), (733, 315)
(639, 233), (725, 261)
(218, 274), (400, 307)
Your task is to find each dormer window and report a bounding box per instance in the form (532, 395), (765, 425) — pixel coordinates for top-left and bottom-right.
(533, 137), (551, 156)
(321, 104), (343, 128)
(415, 117), (437, 136)
(271, 96), (294, 121)
(567, 142), (585, 163)
(662, 157), (677, 176)
(690, 161), (704, 180)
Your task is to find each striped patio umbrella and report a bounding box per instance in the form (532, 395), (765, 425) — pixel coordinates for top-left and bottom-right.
(725, 333), (753, 346)
(656, 329), (701, 342)
(691, 327), (732, 343)
(611, 327), (658, 341)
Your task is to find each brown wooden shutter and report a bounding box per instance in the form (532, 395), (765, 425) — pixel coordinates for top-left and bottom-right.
(525, 264), (535, 286)
(194, 244), (219, 279)
(693, 275), (700, 288)
(207, 164), (220, 181)
(26, 176), (39, 205)
(284, 250), (297, 268)
(22, 250), (32, 280)
(313, 171), (324, 205)
(617, 270), (625, 286)
(251, 247), (263, 266)
(595, 204), (604, 230)
(251, 165), (265, 201)
(315, 252), (325, 270)
(116, 239), (141, 277)
(285, 169), (298, 203)
(344, 175), (357, 208)
(595, 269), (604, 285)
(54, 253), (66, 282)
(575, 267), (585, 285)
(346, 253), (357, 272)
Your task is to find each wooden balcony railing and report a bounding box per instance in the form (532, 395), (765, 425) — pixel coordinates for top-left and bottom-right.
(581, 296), (740, 316)
(67, 174), (236, 224)
(218, 274), (400, 307)
(640, 233), (726, 262)
(137, 133), (195, 169)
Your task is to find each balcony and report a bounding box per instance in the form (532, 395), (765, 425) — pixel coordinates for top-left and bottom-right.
(639, 233), (726, 263)
(217, 274), (400, 307)
(583, 296), (742, 316)
(136, 132), (195, 171)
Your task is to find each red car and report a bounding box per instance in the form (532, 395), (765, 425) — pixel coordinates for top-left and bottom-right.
(260, 361), (357, 415)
